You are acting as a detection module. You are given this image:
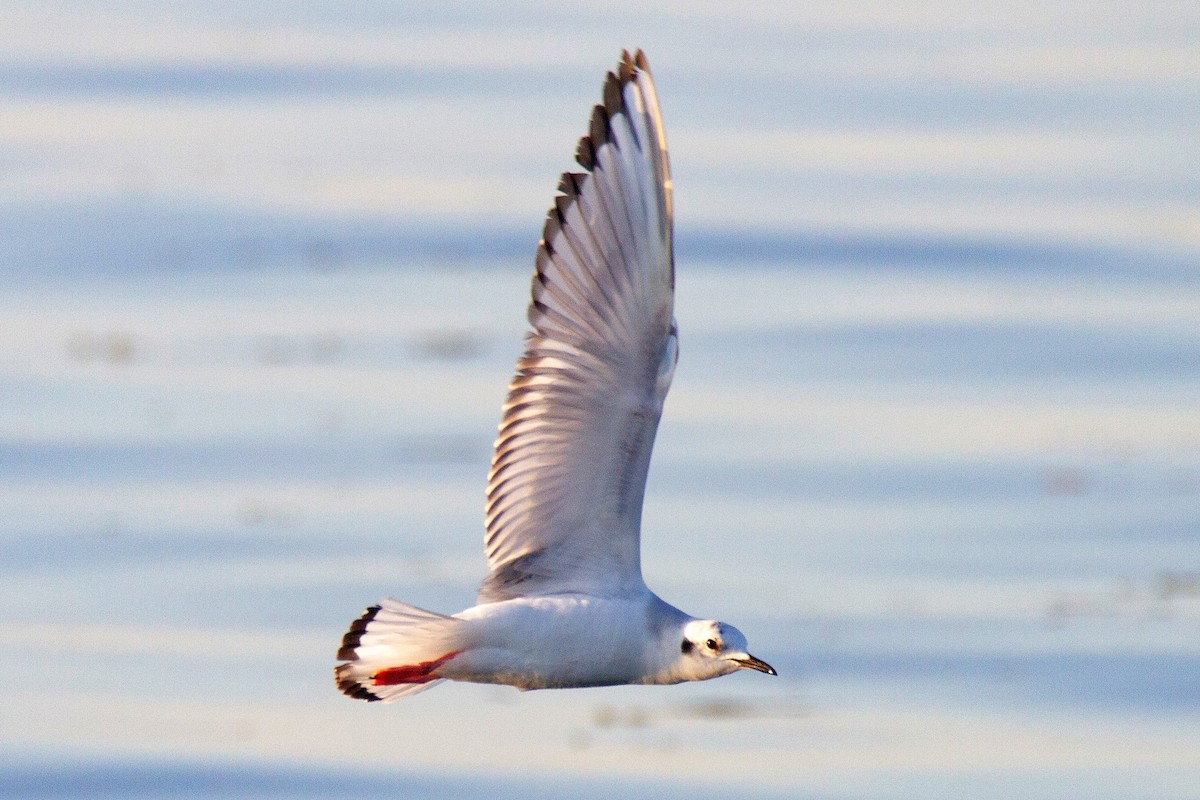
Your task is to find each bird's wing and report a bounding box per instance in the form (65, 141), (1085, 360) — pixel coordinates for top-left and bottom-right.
(479, 50), (676, 603)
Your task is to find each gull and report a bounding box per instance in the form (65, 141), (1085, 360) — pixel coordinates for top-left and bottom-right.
(335, 50), (775, 702)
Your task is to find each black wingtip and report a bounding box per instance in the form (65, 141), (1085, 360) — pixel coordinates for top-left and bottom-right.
(336, 604), (381, 661)
(574, 134), (595, 170)
(334, 662), (384, 701)
(557, 173), (585, 198)
(571, 50), (648, 173)
(603, 69), (623, 117)
(335, 605), (386, 701)
(618, 50), (636, 82)
(588, 103), (610, 152)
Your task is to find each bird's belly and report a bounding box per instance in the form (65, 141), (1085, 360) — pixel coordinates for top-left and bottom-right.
(440, 595), (654, 690)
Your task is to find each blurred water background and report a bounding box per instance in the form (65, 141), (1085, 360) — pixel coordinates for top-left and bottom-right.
(2, 2), (1199, 798)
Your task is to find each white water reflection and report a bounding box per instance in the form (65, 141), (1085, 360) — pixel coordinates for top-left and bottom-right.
(1, 2), (1198, 798)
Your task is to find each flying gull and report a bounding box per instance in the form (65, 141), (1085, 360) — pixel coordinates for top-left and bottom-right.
(335, 50), (775, 701)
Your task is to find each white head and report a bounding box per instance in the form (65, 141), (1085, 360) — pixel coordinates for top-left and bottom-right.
(672, 619), (776, 682)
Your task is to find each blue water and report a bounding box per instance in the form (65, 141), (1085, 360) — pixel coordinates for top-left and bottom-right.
(2, 2), (1198, 798)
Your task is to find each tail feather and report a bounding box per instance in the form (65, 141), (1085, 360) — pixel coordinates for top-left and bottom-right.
(334, 598), (465, 702)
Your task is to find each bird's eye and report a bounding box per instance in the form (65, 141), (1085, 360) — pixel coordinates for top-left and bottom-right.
(705, 638), (719, 651)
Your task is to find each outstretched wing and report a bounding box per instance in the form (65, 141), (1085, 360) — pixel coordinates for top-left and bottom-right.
(479, 50), (677, 602)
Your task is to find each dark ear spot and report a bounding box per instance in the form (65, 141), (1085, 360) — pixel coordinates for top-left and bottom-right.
(681, 639), (693, 654)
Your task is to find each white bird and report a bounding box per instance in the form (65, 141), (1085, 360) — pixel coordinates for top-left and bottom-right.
(335, 50), (775, 702)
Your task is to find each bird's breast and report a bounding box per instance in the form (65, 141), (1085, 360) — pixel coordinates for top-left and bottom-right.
(441, 594), (660, 689)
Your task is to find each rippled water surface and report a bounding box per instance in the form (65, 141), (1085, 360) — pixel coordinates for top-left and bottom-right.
(2, 3), (1198, 798)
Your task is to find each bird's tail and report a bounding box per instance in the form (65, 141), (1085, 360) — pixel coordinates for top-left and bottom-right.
(335, 598), (466, 702)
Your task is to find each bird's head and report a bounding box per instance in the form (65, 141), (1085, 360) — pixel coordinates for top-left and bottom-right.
(674, 619), (776, 682)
